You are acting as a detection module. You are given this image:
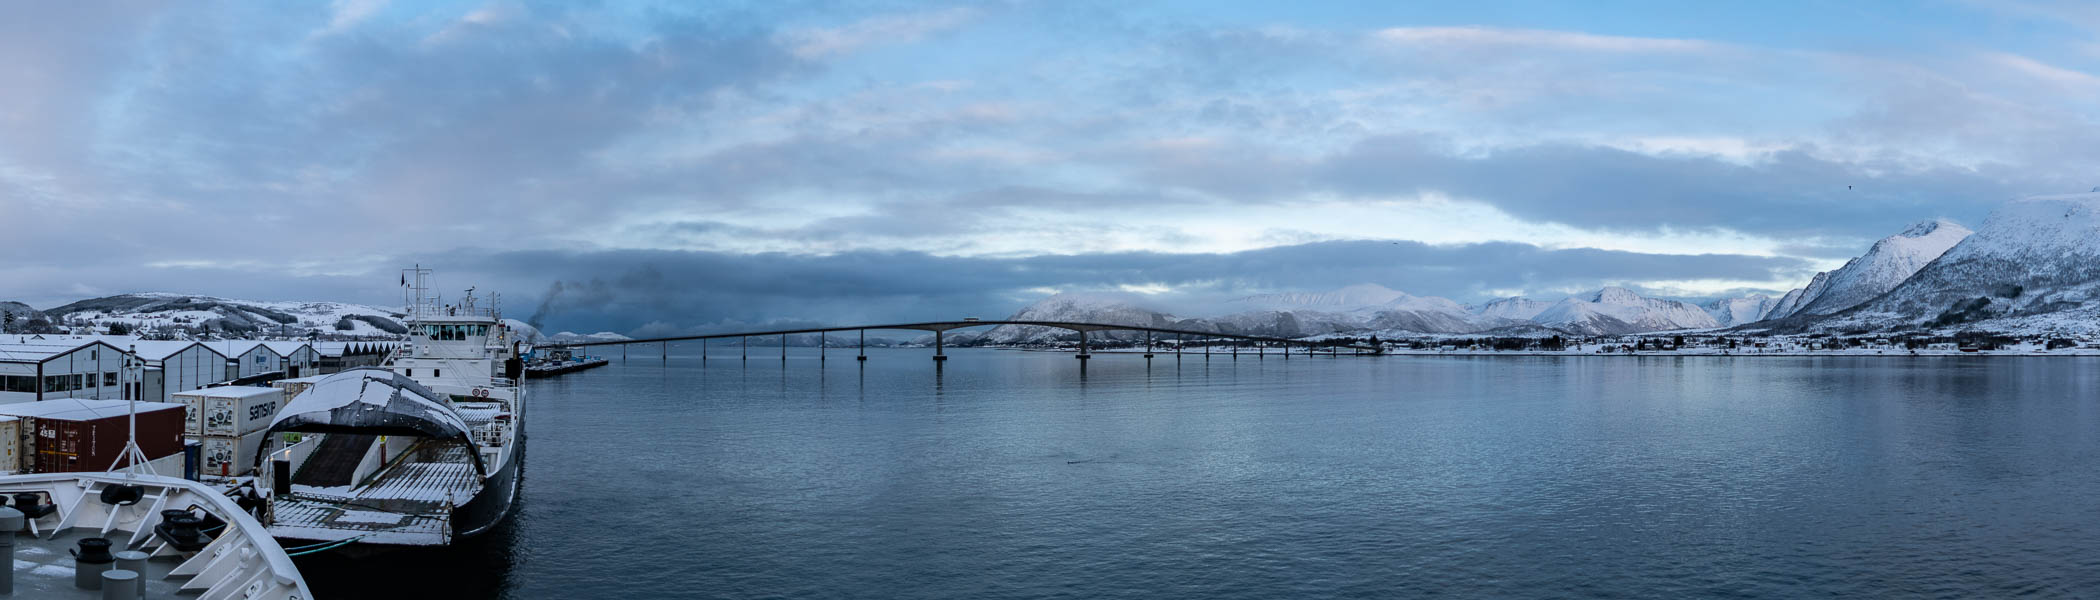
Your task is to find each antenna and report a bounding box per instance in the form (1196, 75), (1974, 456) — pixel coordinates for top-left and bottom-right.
(111, 344), (157, 477)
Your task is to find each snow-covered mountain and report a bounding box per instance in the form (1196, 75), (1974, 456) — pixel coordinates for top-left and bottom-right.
(1468, 297), (1555, 321)
(1234, 284), (1412, 310)
(1702, 294), (1778, 327)
(970, 292), (1177, 343)
(1526, 287), (1721, 335)
(1812, 192), (2100, 334)
(967, 284), (1731, 344)
(1221, 284), (1494, 335)
(42, 293), (406, 337)
(547, 331), (634, 343)
(1766, 219), (1972, 319)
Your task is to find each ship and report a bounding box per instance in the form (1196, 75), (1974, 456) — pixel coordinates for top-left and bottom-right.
(0, 470), (313, 598)
(258, 268), (526, 550)
(523, 346), (609, 378)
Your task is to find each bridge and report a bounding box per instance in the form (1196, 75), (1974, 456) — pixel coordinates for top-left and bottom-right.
(539, 320), (1385, 362)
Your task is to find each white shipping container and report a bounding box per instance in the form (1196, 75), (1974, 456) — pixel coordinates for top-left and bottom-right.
(175, 387), (284, 437)
(0, 417), (19, 475)
(182, 394), (203, 435)
(198, 430), (273, 477)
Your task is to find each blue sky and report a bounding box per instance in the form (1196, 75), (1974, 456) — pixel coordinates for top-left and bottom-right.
(5, 1), (2099, 334)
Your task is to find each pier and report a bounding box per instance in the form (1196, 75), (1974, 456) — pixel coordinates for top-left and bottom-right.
(541, 320), (1383, 363)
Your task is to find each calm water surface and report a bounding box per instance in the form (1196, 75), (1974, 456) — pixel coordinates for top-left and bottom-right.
(301, 349), (2100, 598)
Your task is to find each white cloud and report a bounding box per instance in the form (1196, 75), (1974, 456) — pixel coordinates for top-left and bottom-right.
(1985, 51), (2100, 91)
(317, 0), (389, 37)
(782, 7), (978, 59)
(1372, 26), (1716, 53)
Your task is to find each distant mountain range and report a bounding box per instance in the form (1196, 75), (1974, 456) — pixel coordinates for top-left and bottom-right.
(13, 192), (2100, 341)
(0, 293), (630, 343)
(970, 191), (2100, 340)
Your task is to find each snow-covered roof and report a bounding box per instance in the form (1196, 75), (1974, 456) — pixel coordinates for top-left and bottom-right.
(128, 340), (220, 361)
(261, 341), (312, 356)
(0, 398), (184, 419)
(0, 341), (115, 364)
(208, 340), (275, 357)
(172, 385), (279, 400)
(13, 334), (142, 347)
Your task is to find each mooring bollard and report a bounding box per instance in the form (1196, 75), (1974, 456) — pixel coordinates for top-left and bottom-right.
(115, 551), (148, 599)
(0, 505), (20, 594)
(74, 537), (114, 589)
(100, 569), (138, 600)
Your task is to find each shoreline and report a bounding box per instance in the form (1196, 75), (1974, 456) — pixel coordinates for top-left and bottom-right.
(970, 347), (2100, 358)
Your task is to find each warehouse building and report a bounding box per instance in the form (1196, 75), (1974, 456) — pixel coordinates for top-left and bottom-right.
(210, 340), (283, 380)
(130, 341), (231, 403)
(262, 341), (319, 377)
(315, 341), (394, 373)
(0, 340), (133, 404)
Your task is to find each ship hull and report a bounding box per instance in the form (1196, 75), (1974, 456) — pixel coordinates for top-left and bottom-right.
(454, 418), (523, 539)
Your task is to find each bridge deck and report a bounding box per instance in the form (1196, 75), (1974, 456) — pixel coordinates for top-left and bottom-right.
(543, 320), (1384, 353)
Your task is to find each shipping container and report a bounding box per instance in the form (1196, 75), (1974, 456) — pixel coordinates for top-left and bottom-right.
(197, 429), (274, 477)
(173, 386), (284, 437)
(0, 417), (19, 475)
(0, 399), (185, 474)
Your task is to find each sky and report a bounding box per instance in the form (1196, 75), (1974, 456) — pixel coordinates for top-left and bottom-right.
(5, 1), (2100, 334)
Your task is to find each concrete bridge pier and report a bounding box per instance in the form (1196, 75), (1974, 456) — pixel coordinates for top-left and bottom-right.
(858, 329), (867, 361)
(934, 330), (947, 362)
(820, 333), (826, 362)
(1143, 331), (1154, 359)
(661, 341), (667, 363)
(1076, 330), (1092, 360)
(742, 337), (748, 361)
(781, 333), (788, 362)
(702, 339), (707, 361)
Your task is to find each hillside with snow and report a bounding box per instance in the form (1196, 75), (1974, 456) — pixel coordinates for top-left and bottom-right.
(1766, 219), (1972, 319)
(964, 284), (1739, 343)
(1526, 287), (1720, 336)
(40, 293), (407, 338)
(1702, 295), (1777, 327)
(547, 331), (635, 344)
(1809, 192), (2100, 335)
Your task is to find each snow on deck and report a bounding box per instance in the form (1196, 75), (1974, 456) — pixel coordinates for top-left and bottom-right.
(271, 442), (483, 546)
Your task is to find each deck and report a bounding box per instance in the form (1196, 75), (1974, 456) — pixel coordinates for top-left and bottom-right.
(271, 442), (482, 546)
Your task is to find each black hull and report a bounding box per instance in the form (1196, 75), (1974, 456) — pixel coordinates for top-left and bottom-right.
(453, 430), (523, 539)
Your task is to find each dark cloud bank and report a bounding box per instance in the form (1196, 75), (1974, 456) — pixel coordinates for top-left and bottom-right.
(451, 240), (1810, 335)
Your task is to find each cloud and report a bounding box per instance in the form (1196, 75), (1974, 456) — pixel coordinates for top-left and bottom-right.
(449, 240), (1810, 334)
(1372, 26), (1716, 53)
(781, 6), (979, 59)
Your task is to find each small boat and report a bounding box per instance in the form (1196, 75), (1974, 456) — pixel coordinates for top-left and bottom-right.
(523, 347), (608, 378)
(0, 470), (312, 599)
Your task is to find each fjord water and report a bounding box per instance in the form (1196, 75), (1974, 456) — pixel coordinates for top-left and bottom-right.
(309, 349), (2100, 598)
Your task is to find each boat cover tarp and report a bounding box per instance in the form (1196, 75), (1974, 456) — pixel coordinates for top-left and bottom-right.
(266, 368), (485, 475)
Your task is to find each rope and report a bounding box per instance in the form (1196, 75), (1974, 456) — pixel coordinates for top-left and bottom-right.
(283, 534), (367, 554)
(285, 536), (364, 557)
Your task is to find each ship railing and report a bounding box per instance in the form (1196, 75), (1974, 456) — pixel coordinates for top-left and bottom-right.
(404, 303), (497, 319)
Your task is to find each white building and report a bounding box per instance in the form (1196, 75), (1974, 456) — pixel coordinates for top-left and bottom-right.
(130, 341), (231, 403)
(0, 341), (134, 404)
(261, 341), (319, 378)
(209, 341), (283, 380)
